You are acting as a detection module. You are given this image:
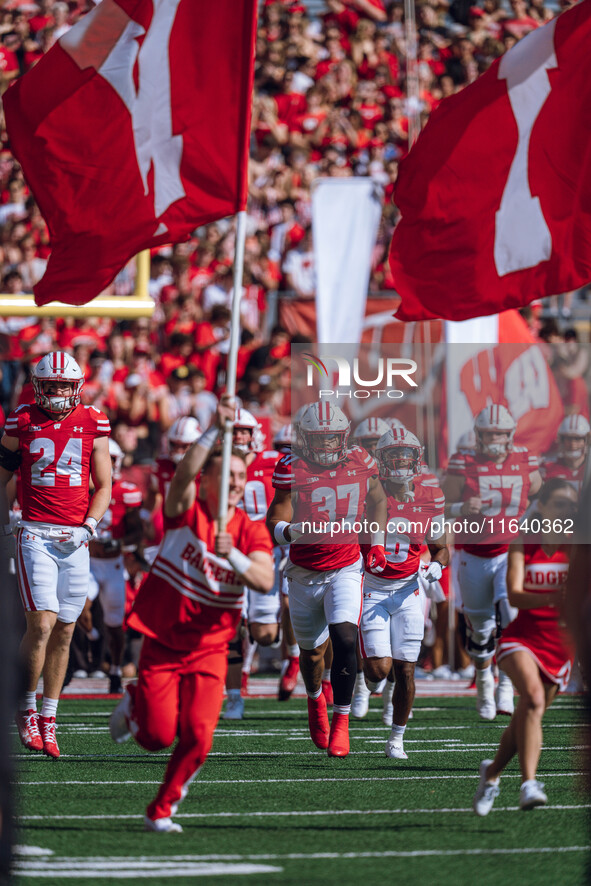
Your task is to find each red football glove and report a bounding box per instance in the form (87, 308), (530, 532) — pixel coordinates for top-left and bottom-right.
(366, 545), (387, 573)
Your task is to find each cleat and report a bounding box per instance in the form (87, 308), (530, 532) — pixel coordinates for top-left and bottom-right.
(476, 669), (496, 721)
(307, 694), (329, 749)
(241, 671), (249, 696)
(351, 673), (370, 719)
(223, 694), (244, 720)
(278, 657), (300, 701)
(519, 779), (547, 810)
(16, 709), (43, 752)
(109, 673), (123, 695)
(39, 716), (60, 759)
(109, 687), (133, 743)
(385, 732), (408, 760)
(90, 669), (108, 679)
(473, 759), (500, 816)
(321, 679), (333, 707)
(457, 664), (475, 681)
(495, 672), (514, 716)
(143, 815), (183, 833)
(431, 665), (456, 680)
(327, 712), (349, 757)
(72, 669), (88, 679)
(382, 681), (394, 727)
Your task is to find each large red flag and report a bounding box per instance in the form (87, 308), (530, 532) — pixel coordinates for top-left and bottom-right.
(388, 0), (591, 322)
(3, 0), (257, 307)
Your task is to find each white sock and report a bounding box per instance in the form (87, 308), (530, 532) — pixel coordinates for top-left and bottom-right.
(21, 691), (37, 712)
(307, 687), (322, 700)
(366, 679), (379, 693)
(41, 697), (58, 719)
(390, 723), (406, 738)
(322, 668), (331, 682)
(288, 644), (300, 658)
(477, 665), (493, 684)
(227, 688), (241, 700)
(333, 704), (350, 716)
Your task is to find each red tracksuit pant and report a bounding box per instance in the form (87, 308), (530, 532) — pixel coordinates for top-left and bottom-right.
(131, 635), (228, 821)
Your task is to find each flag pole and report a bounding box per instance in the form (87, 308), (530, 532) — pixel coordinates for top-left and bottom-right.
(217, 209), (247, 532)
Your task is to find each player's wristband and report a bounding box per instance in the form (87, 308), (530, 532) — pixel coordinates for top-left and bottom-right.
(83, 517), (98, 537)
(273, 521), (291, 545)
(449, 503), (463, 518)
(370, 530), (385, 547)
(197, 426), (219, 452)
(227, 547), (252, 575)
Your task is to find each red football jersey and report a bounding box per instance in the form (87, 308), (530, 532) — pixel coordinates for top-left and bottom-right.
(272, 446), (378, 571)
(499, 545), (573, 688)
(361, 482), (445, 581)
(4, 403), (110, 525)
(540, 457), (586, 493)
(447, 447), (538, 557)
(128, 499), (273, 651)
(240, 450), (281, 522)
(99, 479), (143, 542)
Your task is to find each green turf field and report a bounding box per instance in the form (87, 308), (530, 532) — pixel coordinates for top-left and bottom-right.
(11, 692), (591, 885)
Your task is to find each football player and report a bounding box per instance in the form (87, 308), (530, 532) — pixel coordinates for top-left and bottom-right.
(109, 396), (274, 832)
(359, 428), (448, 759)
(88, 439), (143, 694)
(442, 404), (542, 720)
(267, 401), (387, 756)
(0, 352), (111, 757)
(352, 417), (391, 458)
(225, 409), (280, 718)
(540, 413), (589, 493)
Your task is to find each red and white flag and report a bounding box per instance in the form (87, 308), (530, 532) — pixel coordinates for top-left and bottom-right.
(3, 0), (257, 307)
(389, 0), (591, 323)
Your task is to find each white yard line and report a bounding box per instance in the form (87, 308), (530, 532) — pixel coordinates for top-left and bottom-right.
(18, 804), (591, 821)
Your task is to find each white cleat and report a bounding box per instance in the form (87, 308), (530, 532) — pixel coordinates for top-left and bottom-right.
(385, 734), (408, 760)
(476, 669), (496, 721)
(472, 759), (500, 816)
(495, 672), (515, 716)
(223, 695), (245, 720)
(456, 664), (475, 680)
(109, 687), (132, 743)
(144, 815), (183, 833)
(519, 779), (547, 810)
(431, 665), (455, 680)
(351, 673), (371, 719)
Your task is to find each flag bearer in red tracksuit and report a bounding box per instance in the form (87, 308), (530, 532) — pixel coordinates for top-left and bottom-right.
(109, 396), (274, 832)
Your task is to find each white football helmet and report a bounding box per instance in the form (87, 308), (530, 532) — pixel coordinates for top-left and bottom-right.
(558, 413), (590, 464)
(233, 408), (265, 453)
(474, 404), (515, 458)
(292, 404), (310, 453)
(32, 351), (84, 415)
(353, 417), (391, 454)
(299, 401), (350, 465)
(109, 438), (124, 479)
(273, 423), (293, 452)
(456, 429), (476, 454)
(375, 427), (422, 481)
(385, 417), (407, 431)
(167, 416), (202, 463)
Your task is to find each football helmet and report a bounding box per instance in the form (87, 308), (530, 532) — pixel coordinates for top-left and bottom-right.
(273, 423), (293, 453)
(109, 439), (124, 480)
(292, 404), (310, 453)
(558, 413), (590, 464)
(353, 417), (391, 454)
(375, 427), (422, 481)
(32, 351), (84, 415)
(474, 404), (515, 458)
(233, 408), (265, 453)
(385, 417), (406, 431)
(456, 429), (476, 454)
(167, 416), (202, 463)
(299, 401), (350, 465)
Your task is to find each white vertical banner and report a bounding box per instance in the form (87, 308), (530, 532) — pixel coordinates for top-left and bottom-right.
(312, 178), (383, 344)
(444, 315), (499, 457)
